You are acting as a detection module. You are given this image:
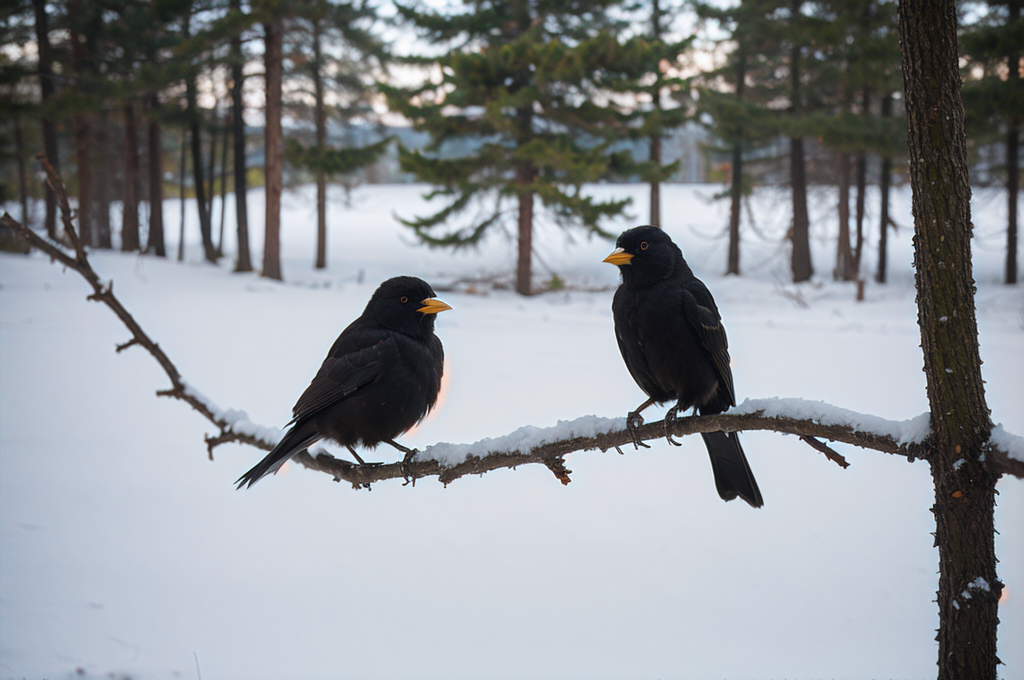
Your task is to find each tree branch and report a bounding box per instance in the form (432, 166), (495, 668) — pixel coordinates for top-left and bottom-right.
(3, 156), (1022, 488)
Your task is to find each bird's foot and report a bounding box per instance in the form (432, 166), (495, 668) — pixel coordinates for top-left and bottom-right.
(399, 447), (420, 486)
(664, 406), (683, 446)
(626, 411), (651, 449)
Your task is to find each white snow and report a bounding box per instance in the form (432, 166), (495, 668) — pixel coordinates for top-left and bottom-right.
(1, 183), (1021, 680)
(731, 396), (932, 445)
(992, 424), (1024, 463)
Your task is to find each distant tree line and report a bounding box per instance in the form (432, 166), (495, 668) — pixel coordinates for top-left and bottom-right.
(0, 0), (1019, 290)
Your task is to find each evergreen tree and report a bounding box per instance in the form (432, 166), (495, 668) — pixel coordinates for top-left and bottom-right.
(285, 0), (390, 270)
(960, 0), (1023, 285)
(387, 0), (632, 295)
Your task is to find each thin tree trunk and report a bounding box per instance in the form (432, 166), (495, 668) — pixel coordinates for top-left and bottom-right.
(876, 90), (893, 284)
(14, 115), (29, 227)
(515, 103), (535, 295)
(230, 0), (252, 273)
(178, 127), (187, 262)
(649, 135), (662, 227)
(1008, 122), (1019, 285)
(32, 0), (59, 239)
(789, 3), (812, 283)
(93, 112), (113, 249)
(1006, 0), (1020, 285)
(854, 89), (869, 275)
(262, 15), (284, 281)
(313, 16), (328, 270)
(183, 10), (216, 262)
(207, 109), (217, 225)
(122, 102), (141, 252)
(68, 0), (92, 246)
(726, 47), (747, 276)
(835, 151), (855, 281)
(218, 106), (228, 256)
(899, 2), (999, 678)
(147, 95), (165, 257)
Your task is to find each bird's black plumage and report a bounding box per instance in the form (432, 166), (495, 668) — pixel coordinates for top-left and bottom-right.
(604, 226), (763, 508)
(236, 276), (450, 489)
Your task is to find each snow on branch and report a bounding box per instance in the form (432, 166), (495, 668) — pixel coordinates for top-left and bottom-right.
(3, 155), (1022, 487)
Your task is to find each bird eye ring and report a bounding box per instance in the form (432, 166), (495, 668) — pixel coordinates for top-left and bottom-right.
(400, 296), (408, 303)
(640, 241), (649, 250)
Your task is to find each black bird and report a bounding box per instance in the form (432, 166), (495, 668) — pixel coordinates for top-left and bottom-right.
(603, 226), (763, 508)
(236, 276), (451, 489)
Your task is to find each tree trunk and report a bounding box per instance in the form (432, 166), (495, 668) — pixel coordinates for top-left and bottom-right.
(262, 16), (284, 281)
(876, 155), (891, 284)
(183, 10), (216, 263)
(854, 89), (869, 274)
(313, 16), (328, 270)
(515, 102), (535, 295)
(93, 112), (113, 249)
(649, 135), (661, 227)
(14, 115), (30, 227)
(217, 106), (228, 257)
(726, 47), (747, 277)
(789, 6), (813, 283)
(147, 95), (165, 257)
(790, 136), (813, 282)
(835, 151), (855, 281)
(122, 102), (141, 252)
(33, 0), (60, 239)
(207, 110), (217, 228)
(178, 127), (187, 262)
(230, 0), (252, 273)
(68, 0), (92, 246)
(899, 2), (999, 678)
(1008, 122), (1019, 285)
(1006, 1), (1020, 285)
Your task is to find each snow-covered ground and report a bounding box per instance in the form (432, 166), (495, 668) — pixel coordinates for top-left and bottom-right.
(1, 183), (1021, 680)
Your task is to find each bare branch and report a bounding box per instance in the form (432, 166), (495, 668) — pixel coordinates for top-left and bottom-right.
(4, 157), (1021, 489)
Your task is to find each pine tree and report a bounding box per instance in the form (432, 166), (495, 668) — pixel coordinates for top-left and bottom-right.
(387, 0), (632, 295)
(960, 0), (1023, 285)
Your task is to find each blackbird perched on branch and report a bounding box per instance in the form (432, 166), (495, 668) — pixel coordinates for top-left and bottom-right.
(604, 226), (763, 508)
(236, 276), (451, 488)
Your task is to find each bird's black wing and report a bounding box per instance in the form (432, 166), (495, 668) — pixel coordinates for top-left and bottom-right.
(289, 332), (391, 423)
(681, 279), (735, 408)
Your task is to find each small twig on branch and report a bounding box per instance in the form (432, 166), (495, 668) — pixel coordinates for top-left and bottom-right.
(800, 436), (850, 468)
(4, 156), (1022, 489)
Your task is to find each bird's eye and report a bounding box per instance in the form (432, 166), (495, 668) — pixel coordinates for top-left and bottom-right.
(400, 296), (408, 303)
(640, 241), (649, 250)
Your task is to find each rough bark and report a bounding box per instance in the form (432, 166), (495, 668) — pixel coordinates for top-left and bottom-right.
(899, 1), (1000, 677)
(789, 8), (813, 284)
(313, 16), (328, 270)
(835, 151), (855, 280)
(515, 103), (535, 296)
(93, 112), (113, 248)
(147, 96), (166, 257)
(262, 16), (284, 281)
(14, 115), (29, 227)
(32, 0), (59, 239)
(726, 48), (746, 277)
(1007, 0), (1020, 285)
(230, 0), (252, 273)
(877, 90), (893, 284)
(121, 102), (141, 252)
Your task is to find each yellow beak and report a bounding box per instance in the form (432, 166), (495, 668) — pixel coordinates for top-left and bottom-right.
(603, 247), (633, 266)
(417, 297), (452, 315)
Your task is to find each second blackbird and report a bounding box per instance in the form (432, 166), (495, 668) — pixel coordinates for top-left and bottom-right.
(236, 276), (451, 488)
(604, 226), (763, 508)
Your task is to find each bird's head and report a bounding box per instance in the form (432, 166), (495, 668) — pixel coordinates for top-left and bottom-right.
(603, 225), (686, 287)
(367, 276), (451, 336)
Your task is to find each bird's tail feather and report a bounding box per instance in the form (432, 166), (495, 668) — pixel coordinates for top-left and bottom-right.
(235, 419), (320, 489)
(700, 430), (764, 508)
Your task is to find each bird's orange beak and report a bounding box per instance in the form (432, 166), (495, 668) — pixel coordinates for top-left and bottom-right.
(603, 247), (633, 266)
(417, 297), (452, 315)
